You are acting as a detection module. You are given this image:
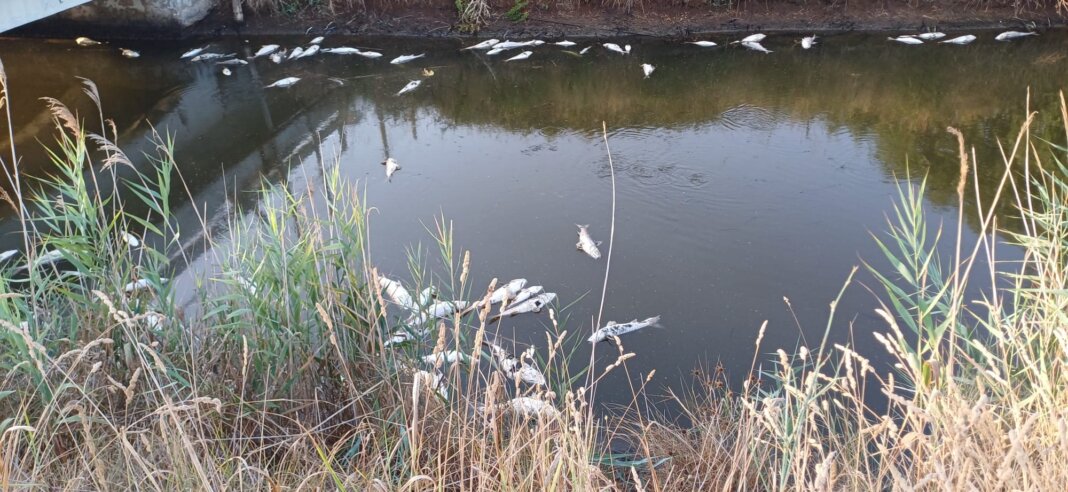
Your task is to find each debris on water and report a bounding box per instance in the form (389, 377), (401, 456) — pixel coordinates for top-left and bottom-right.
(422, 68), (435, 77)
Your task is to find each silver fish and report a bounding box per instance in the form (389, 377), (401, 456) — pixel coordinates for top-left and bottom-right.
(390, 53), (425, 64)
(486, 47), (505, 56)
(120, 48), (140, 58)
(603, 43), (627, 55)
(252, 44), (280, 58)
(287, 46), (305, 60)
(422, 350), (471, 365)
(406, 300), (469, 325)
(491, 293), (556, 321)
(309, 36), (325, 44)
(474, 278), (528, 309)
(576, 224), (602, 259)
(355, 50), (383, 59)
(505, 51), (532, 62)
(383, 157), (402, 180)
(579, 46), (592, 55)
(503, 397), (559, 419)
(265, 77), (300, 88)
(75, 37), (101, 46)
(587, 315), (661, 343)
(641, 63), (655, 78)
(396, 80), (421, 96)
(121, 232), (141, 247)
(554, 40), (576, 47)
(414, 370), (448, 400)
(295, 44), (319, 59)
(418, 286), (437, 306)
(484, 340), (520, 375)
(888, 36), (923, 45)
(940, 35), (976, 45)
(269, 52), (285, 63)
(0, 250), (18, 263)
(741, 41), (773, 53)
(688, 40), (718, 47)
(31, 249), (66, 269)
(995, 30), (1037, 41)
(738, 33), (766, 44)
(215, 59), (248, 65)
(800, 35), (817, 49)
(125, 277), (167, 294)
(915, 32), (945, 40)
(378, 276), (416, 310)
(463, 38), (500, 50)
(493, 40), (527, 50)
(180, 46), (207, 59)
(514, 363), (546, 386)
(322, 47), (361, 55)
(190, 52), (234, 62)
(508, 285), (544, 306)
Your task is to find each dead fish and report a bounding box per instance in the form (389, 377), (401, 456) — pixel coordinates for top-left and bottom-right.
(514, 347), (546, 386)
(385, 328), (423, 347)
(251, 44), (280, 58)
(382, 157), (402, 181)
(505, 51), (532, 62)
(554, 40), (577, 47)
(486, 47), (506, 56)
(508, 285), (544, 306)
(406, 300), (469, 325)
(504, 397), (559, 419)
(603, 43), (627, 55)
(0, 250), (18, 263)
(490, 293), (556, 321)
(396, 80), (421, 96)
(576, 224), (602, 259)
(474, 278), (528, 309)
(417, 286), (437, 306)
(309, 36), (325, 44)
(940, 35), (977, 45)
(121, 232), (141, 247)
(995, 30), (1037, 41)
(414, 370), (448, 400)
(180, 46), (208, 59)
(124, 277), (167, 294)
(235, 275), (258, 295)
(800, 35), (817, 49)
(916, 32), (945, 40)
(741, 41), (773, 53)
(484, 339), (520, 375)
(75, 37), (101, 46)
(120, 48), (140, 58)
(222, 68), (232, 76)
(378, 276), (416, 310)
(265, 77), (300, 88)
(688, 40), (718, 47)
(463, 39), (500, 50)
(322, 47), (361, 55)
(641, 63), (655, 78)
(287, 47), (305, 60)
(269, 52), (285, 63)
(191, 52), (235, 62)
(734, 33), (766, 44)
(295, 45), (319, 58)
(390, 53), (425, 64)
(355, 50), (383, 59)
(215, 59), (248, 65)
(493, 40), (528, 50)
(888, 36), (923, 45)
(422, 350), (472, 365)
(587, 315), (661, 343)
(579, 46), (592, 55)
(30, 249), (66, 269)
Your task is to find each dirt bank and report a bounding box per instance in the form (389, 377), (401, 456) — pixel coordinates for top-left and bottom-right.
(12, 0), (1068, 39)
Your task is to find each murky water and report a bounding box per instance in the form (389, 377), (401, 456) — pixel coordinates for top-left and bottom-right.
(1, 32), (1066, 405)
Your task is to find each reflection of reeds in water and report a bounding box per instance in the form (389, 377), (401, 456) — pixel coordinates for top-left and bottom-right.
(4, 68), (1068, 490)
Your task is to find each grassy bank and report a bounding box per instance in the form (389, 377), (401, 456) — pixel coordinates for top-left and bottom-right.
(2, 58), (1068, 490)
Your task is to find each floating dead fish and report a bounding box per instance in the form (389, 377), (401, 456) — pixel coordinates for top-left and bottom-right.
(378, 276), (416, 310)
(995, 30), (1037, 41)
(491, 293), (556, 321)
(888, 36), (923, 45)
(191, 52), (235, 62)
(120, 48), (140, 58)
(641, 63), (655, 78)
(554, 40), (576, 47)
(180, 46), (207, 59)
(603, 43), (628, 55)
(322, 47), (361, 55)
(741, 41), (773, 53)
(587, 315), (661, 343)
(125, 277), (167, 294)
(576, 224), (602, 259)
(121, 232), (141, 247)
(265, 77), (300, 88)
(414, 370), (448, 400)
(295, 45), (319, 59)
(514, 363), (547, 386)
(503, 397), (559, 419)
(508, 285), (544, 306)
(215, 59), (248, 66)
(941, 35), (977, 45)
(396, 80), (421, 96)
(0, 250), (19, 263)
(422, 350), (472, 365)
(222, 68), (232, 76)
(688, 40), (718, 47)
(309, 36), (325, 44)
(406, 300), (468, 325)
(269, 52), (285, 63)
(505, 51), (532, 62)
(418, 286), (437, 307)
(916, 32), (945, 40)
(579, 46), (592, 55)
(287, 47), (305, 60)
(252, 44), (280, 58)
(30, 249), (66, 269)
(474, 278), (528, 309)
(463, 39), (500, 50)
(736, 33), (766, 44)
(382, 157), (402, 180)
(355, 50), (383, 59)
(801, 35), (817, 49)
(390, 53), (425, 64)
(493, 40), (527, 50)
(76, 37), (101, 46)
(486, 47), (505, 56)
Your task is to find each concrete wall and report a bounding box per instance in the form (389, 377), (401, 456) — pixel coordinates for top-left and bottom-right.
(56, 0), (215, 31)
(0, 0), (92, 33)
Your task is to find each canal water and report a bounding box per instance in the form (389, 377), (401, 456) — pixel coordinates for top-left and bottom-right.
(0, 32), (1065, 405)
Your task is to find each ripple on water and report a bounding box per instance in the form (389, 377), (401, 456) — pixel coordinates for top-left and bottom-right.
(718, 104), (785, 132)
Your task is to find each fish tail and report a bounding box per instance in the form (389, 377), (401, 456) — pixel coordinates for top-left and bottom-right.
(645, 315), (663, 327)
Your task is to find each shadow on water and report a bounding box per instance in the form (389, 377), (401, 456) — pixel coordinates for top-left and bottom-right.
(0, 32), (1065, 410)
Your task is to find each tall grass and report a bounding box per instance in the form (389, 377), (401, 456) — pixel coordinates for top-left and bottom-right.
(2, 62), (1068, 489)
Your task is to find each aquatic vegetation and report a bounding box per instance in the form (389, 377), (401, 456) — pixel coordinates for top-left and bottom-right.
(2, 59), (1068, 490)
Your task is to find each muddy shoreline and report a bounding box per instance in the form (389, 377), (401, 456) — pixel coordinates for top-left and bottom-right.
(10, 2), (1067, 40)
